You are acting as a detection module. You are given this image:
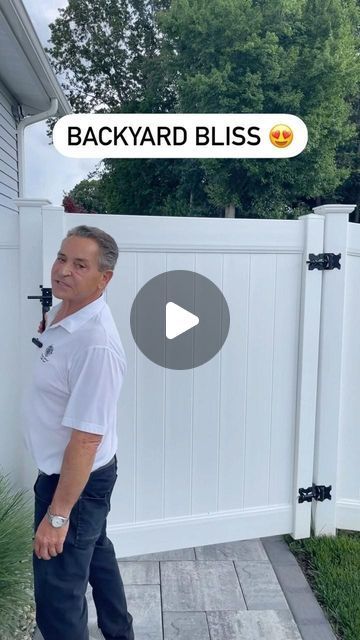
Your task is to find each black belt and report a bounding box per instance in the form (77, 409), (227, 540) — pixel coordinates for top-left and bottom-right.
(38, 455), (116, 477)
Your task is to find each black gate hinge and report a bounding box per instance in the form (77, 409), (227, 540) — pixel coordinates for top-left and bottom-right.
(298, 484), (332, 503)
(306, 253), (341, 270)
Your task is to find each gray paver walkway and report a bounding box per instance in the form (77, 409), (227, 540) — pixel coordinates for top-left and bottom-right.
(89, 535), (337, 640)
(34, 535), (338, 640)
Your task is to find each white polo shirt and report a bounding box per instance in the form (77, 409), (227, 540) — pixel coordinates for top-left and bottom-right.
(21, 294), (127, 475)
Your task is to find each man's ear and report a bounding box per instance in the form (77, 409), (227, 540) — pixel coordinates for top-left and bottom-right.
(102, 270), (113, 288)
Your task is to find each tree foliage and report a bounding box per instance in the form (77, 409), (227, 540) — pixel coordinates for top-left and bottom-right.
(63, 182), (103, 213)
(47, 0), (173, 114)
(50, 0), (360, 217)
(159, 0), (360, 216)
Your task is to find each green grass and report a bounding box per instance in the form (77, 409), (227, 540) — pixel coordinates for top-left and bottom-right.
(284, 529), (360, 640)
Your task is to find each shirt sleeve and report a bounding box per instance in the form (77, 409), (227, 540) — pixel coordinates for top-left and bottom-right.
(62, 346), (127, 435)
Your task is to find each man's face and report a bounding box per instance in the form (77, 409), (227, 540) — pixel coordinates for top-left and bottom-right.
(51, 236), (112, 305)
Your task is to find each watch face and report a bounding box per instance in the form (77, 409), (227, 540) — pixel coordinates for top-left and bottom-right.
(52, 516), (64, 528)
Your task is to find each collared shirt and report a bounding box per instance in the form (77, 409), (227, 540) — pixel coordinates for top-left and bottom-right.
(21, 294), (127, 474)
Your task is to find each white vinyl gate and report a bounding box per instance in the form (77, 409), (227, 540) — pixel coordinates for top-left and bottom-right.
(14, 200), (358, 558)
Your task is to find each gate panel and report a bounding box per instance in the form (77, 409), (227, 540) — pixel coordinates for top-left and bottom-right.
(37, 208), (321, 555)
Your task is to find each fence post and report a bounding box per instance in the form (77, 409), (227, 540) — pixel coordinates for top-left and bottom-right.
(41, 204), (66, 290)
(15, 198), (51, 487)
(312, 204), (356, 536)
(292, 213), (324, 539)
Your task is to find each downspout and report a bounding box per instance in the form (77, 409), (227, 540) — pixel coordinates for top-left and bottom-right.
(17, 97), (59, 197)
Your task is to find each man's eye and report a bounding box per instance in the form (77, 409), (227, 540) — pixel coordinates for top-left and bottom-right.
(78, 264), (86, 269)
(57, 257), (65, 262)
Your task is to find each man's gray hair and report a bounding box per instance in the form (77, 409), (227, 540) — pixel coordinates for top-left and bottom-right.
(66, 225), (119, 272)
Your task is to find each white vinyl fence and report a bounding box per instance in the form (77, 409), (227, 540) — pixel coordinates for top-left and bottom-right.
(0, 200), (358, 557)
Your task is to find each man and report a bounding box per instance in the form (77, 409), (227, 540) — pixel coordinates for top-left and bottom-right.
(21, 225), (134, 640)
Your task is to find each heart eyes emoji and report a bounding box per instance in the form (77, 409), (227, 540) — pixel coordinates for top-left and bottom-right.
(269, 125), (293, 148)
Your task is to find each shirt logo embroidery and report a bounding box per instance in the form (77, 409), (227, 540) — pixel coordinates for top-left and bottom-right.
(41, 345), (54, 363)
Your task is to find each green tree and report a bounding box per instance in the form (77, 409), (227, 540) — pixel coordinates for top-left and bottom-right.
(63, 176), (107, 213)
(46, 0), (173, 114)
(48, 0), (360, 218)
(97, 158), (223, 216)
(333, 93), (360, 221)
(47, 0), (197, 216)
(158, 0), (360, 217)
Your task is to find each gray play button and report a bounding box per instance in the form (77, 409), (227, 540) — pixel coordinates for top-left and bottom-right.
(130, 270), (230, 370)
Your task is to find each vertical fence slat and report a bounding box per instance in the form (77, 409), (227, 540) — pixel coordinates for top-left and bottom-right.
(292, 213), (324, 539)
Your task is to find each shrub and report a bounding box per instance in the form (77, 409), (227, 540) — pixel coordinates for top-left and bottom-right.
(0, 470), (35, 638)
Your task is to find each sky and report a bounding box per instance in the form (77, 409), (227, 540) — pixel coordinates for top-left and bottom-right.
(22, 0), (99, 206)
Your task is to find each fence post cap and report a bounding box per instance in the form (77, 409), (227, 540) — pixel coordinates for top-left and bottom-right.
(13, 198), (51, 208)
(312, 204), (356, 216)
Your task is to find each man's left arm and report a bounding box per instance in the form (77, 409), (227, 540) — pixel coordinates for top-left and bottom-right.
(33, 430), (102, 561)
(50, 429), (103, 515)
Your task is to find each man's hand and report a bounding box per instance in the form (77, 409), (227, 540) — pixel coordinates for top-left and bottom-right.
(33, 514), (70, 560)
(37, 312), (48, 334)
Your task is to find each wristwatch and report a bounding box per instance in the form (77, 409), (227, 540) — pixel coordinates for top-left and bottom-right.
(46, 506), (70, 528)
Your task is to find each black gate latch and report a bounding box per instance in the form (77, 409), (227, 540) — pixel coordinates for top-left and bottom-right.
(298, 484), (332, 503)
(306, 253), (341, 270)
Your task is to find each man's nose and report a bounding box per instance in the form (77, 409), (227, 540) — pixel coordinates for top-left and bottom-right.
(59, 267), (72, 277)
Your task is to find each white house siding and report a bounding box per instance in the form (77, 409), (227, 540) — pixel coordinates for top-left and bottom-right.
(0, 86), (19, 213)
(0, 208), (20, 483)
(0, 86), (20, 482)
